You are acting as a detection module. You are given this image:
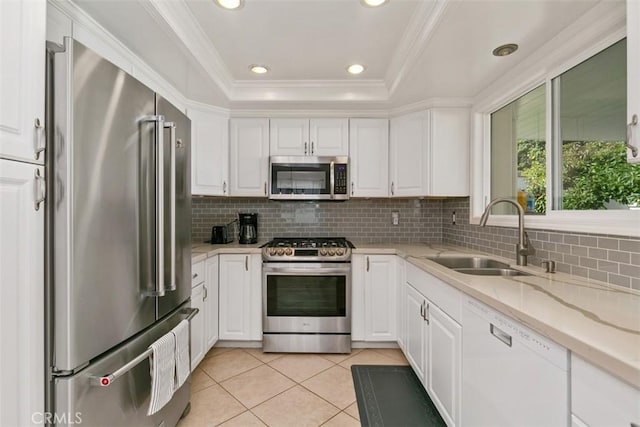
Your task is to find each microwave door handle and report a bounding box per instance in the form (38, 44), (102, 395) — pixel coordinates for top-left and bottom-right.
(330, 161), (335, 200)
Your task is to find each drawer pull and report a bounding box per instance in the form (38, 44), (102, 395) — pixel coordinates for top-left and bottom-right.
(192, 273), (198, 279)
(490, 323), (512, 347)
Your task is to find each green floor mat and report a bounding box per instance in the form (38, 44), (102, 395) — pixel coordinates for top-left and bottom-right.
(351, 365), (447, 427)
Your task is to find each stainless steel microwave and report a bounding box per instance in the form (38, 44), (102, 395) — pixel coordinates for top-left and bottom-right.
(269, 156), (349, 201)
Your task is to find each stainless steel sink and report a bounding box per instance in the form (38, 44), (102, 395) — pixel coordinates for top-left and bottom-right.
(427, 256), (511, 269)
(426, 256), (531, 276)
(452, 268), (531, 277)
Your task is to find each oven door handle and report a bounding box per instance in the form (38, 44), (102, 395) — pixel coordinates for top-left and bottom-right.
(263, 267), (351, 275)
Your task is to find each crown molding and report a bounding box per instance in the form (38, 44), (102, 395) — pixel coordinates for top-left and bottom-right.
(384, 0), (452, 97)
(185, 100), (231, 116)
(390, 97), (473, 117)
(143, 0), (234, 98)
(229, 108), (390, 118)
(231, 80), (389, 102)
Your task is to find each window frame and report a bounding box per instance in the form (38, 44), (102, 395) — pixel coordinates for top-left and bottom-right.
(471, 25), (639, 237)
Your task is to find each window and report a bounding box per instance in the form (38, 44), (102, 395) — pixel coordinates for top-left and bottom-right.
(489, 38), (639, 219)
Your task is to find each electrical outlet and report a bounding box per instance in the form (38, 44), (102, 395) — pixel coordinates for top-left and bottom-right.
(392, 211), (399, 225)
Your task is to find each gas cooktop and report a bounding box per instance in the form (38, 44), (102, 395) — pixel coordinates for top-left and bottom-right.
(261, 237), (354, 262)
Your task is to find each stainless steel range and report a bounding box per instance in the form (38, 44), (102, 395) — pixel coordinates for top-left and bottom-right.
(262, 238), (354, 353)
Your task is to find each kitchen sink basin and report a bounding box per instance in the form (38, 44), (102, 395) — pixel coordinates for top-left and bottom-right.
(452, 267), (531, 277)
(427, 256), (511, 269)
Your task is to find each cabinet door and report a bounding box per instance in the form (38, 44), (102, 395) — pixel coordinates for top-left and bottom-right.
(204, 256), (219, 350)
(628, 0), (640, 163)
(190, 283), (205, 369)
(229, 118), (270, 196)
(310, 118), (349, 156)
(270, 118), (309, 155)
(0, 159), (44, 425)
(350, 255), (366, 341)
(404, 284), (426, 382)
(189, 109), (229, 195)
(396, 258), (406, 351)
(426, 302), (461, 427)
(219, 254), (262, 340)
(364, 255), (397, 341)
(349, 119), (389, 197)
(0, 0), (46, 163)
(389, 111), (429, 197)
(428, 108), (469, 196)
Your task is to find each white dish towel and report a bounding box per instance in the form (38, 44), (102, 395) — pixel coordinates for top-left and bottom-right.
(172, 319), (190, 390)
(147, 331), (176, 416)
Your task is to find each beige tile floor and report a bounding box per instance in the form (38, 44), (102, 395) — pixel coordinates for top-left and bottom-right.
(178, 347), (409, 427)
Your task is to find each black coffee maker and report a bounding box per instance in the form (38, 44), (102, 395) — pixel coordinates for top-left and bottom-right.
(238, 213), (258, 244)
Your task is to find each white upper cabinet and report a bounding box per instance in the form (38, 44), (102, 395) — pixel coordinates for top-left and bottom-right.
(390, 111), (429, 197)
(189, 108), (229, 196)
(0, 0), (46, 163)
(390, 109), (469, 197)
(229, 118), (270, 197)
(628, 0), (640, 164)
(428, 108), (469, 196)
(349, 119), (389, 197)
(270, 118), (348, 156)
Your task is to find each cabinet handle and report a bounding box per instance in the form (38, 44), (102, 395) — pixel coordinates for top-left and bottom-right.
(223, 181), (227, 194)
(366, 256), (370, 272)
(490, 323), (512, 347)
(203, 285), (208, 301)
(264, 181), (267, 195)
(304, 142), (308, 155)
(245, 255), (249, 271)
(626, 114), (638, 157)
(424, 302), (430, 324)
(391, 182), (395, 196)
(420, 301), (424, 318)
(351, 182), (354, 196)
(34, 118), (45, 160)
(630, 423), (639, 427)
(311, 141), (314, 155)
(33, 168), (46, 211)
(192, 273), (198, 279)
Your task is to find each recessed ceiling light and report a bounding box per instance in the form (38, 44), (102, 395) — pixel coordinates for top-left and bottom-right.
(492, 43), (518, 57)
(347, 64), (365, 75)
(250, 65), (269, 74)
(215, 0), (243, 10)
(361, 0), (388, 6)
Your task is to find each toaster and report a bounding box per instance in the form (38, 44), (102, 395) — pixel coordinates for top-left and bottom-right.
(210, 224), (233, 244)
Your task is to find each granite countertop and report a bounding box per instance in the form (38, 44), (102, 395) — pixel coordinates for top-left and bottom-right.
(190, 240), (640, 388)
(353, 242), (640, 389)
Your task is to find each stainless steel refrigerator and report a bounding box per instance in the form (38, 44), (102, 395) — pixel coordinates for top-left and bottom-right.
(45, 37), (193, 426)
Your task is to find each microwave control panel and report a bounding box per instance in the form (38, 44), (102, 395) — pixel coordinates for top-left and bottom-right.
(335, 164), (348, 194)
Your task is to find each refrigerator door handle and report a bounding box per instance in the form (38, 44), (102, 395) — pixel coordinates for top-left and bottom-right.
(144, 114), (165, 297)
(90, 307), (199, 387)
(165, 121), (176, 292)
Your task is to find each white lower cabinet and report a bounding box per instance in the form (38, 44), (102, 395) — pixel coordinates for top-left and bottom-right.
(352, 255), (397, 341)
(396, 258), (406, 351)
(204, 256), (219, 350)
(571, 354), (640, 427)
(0, 159), (44, 426)
(403, 263), (461, 427)
(219, 254), (262, 341)
(190, 279), (205, 370)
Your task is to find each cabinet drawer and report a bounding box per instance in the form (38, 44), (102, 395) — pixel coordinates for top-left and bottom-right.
(192, 261), (205, 287)
(571, 355), (640, 427)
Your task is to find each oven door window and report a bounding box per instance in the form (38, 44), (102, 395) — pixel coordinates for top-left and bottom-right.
(271, 163), (331, 195)
(266, 275), (346, 317)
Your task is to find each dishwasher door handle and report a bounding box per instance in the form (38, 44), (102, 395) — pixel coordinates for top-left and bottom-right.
(490, 323), (512, 347)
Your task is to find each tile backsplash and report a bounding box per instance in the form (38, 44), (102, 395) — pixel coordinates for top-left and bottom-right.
(192, 197), (444, 244)
(442, 198), (640, 291)
(192, 197), (639, 290)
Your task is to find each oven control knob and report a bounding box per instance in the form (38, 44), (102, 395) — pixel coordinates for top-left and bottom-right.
(320, 249), (328, 256)
(336, 248), (345, 256)
(285, 248), (293, 256)
(277, 248), (285, 256)
(328, 249), (336, 256)
(269, 248), (277, 256)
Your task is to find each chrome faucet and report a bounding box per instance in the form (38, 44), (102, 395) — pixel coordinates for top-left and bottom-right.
(479, 197), (535, 266)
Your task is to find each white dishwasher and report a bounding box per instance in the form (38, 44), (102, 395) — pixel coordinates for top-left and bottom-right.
(462, 297), (569, 427)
